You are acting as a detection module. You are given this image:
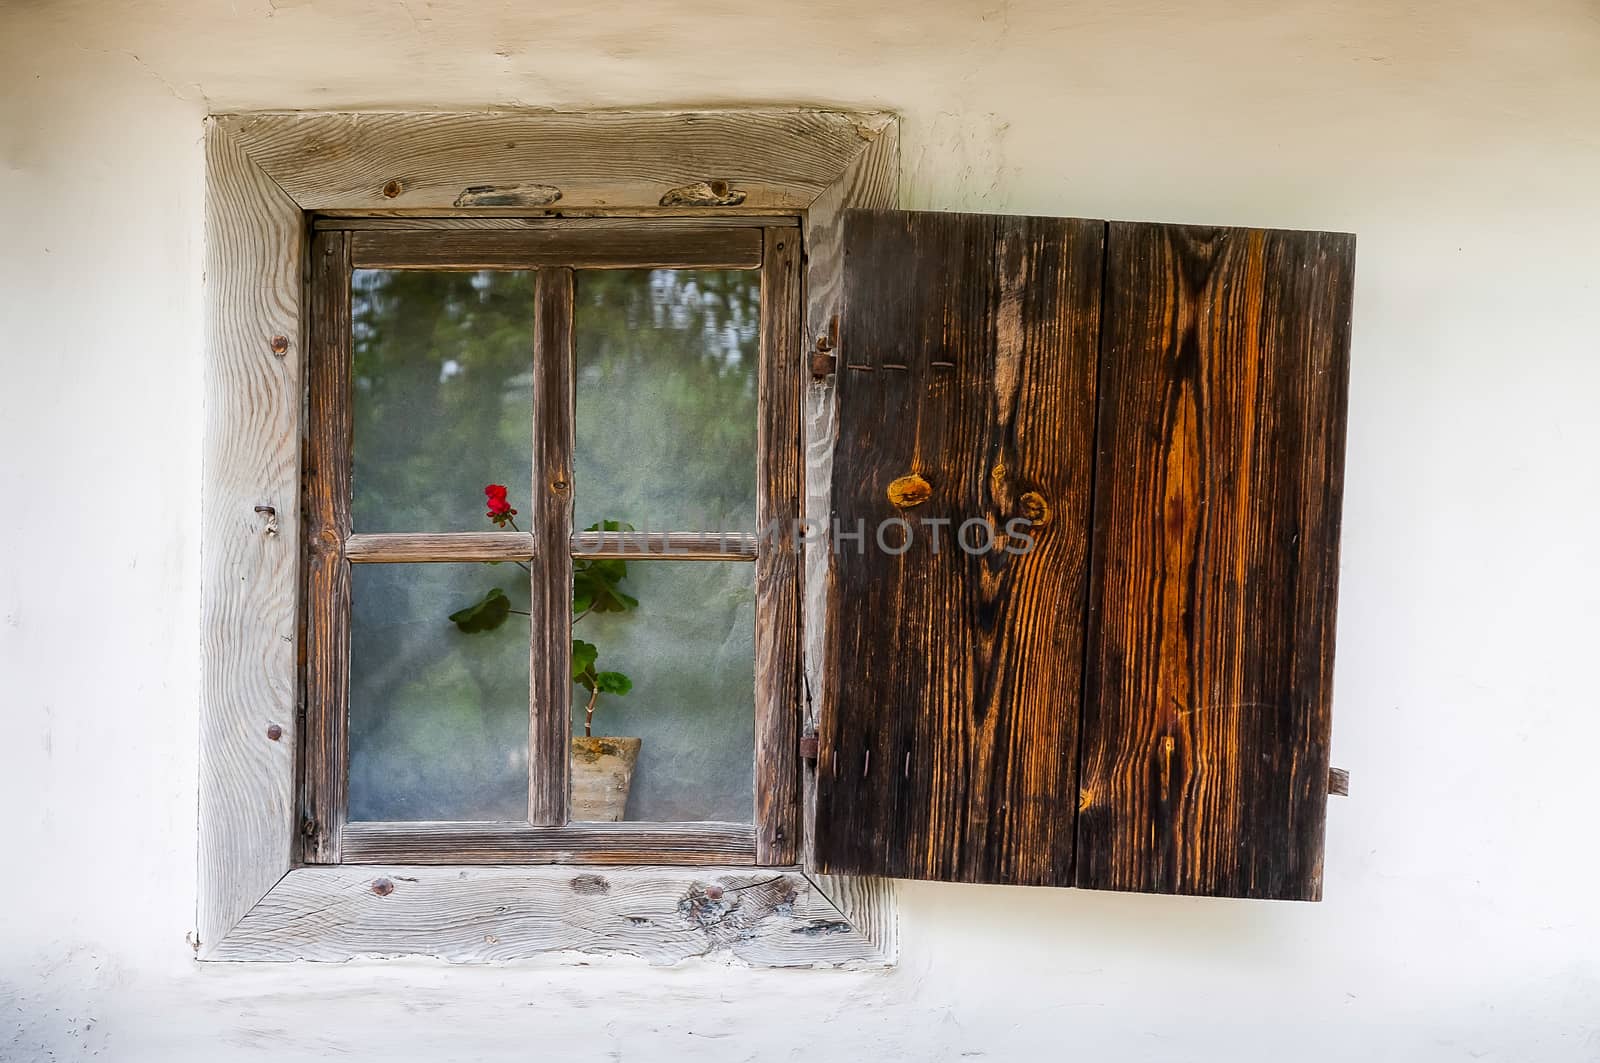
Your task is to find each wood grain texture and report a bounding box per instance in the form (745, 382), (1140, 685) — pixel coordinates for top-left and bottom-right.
(349, 226), (762, 270)
(210, 865), (888, 966)
(754, 228), (804, 865)
(197, 120), (305, 954)
(316, 215), (801, 231)
(570, 530), (757, 560)
(340, 821), (757, 865)
(300, 229), (354, 864)
(1076, 222), (1355, 901)
(202, 110), (901, 961)
(798, 120), (899, 952)
(812, 209), (1103, 886)
(530, 267), (576, 825)
(217, 110), (893, 212)
(345, 532), (535, 563)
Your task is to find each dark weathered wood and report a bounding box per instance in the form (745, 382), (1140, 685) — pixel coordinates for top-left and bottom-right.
(350, 227), (762, 270)
(340, 821), (758, 865)
(314, 215), (801, 231)
(755, 228), (805, 864)
(570, 530), (757, 560)
(345, 532), (534, 563)
(300, 230), (353, 864)
(530, 268), (576, 825)
(1076, 222), (1355, 901)
(1328, 767), (1351, 797)
(813, 209), (1104, 885)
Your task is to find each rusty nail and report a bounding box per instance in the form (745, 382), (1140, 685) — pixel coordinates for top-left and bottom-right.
(270, 335), (290, 357)
(266, 724), (282, 742)
(371, 878), (395, 896)
(703, 885), (724, 900)
(254, 505), (276, 516)
(382, 179), (404, 199)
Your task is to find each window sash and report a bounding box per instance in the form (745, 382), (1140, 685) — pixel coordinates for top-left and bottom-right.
(298, 222), (802, 866)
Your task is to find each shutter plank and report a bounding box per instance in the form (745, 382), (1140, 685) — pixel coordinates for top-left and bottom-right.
(813, 209), (1103, 885)
(1076, 223), (1355, 900)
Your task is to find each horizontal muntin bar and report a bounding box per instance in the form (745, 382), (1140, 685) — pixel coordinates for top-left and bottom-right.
(345, 532), (535, 563)
(570, 531), (758, 560)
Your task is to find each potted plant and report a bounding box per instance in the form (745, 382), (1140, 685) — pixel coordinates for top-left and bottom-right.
(449, 486), (643, 821)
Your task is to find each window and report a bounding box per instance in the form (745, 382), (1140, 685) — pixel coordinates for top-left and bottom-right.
(200, 109), (898, 964)
(200, 110), (1352, 964)
(299, 223), (803, 866)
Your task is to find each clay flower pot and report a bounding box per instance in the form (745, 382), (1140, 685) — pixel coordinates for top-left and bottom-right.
(570, 736), (642, 821)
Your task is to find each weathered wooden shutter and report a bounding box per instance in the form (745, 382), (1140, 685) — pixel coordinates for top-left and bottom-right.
(1074, 223), (1355, 899)
(811, 210), (1355, 899)
(811, 209), (1105, 886)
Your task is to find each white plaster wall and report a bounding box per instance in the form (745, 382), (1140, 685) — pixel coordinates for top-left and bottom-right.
(3, 1), (1598, 1059)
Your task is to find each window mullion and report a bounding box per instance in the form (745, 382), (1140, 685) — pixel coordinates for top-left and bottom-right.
(528, 266), (576, 826)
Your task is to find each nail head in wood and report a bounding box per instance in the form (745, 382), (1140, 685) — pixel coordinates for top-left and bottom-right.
(266, 724), (282, 742)
(269, 335), (290, 357)
(799, 734), (819, 764)
(371, 877), (395, 897)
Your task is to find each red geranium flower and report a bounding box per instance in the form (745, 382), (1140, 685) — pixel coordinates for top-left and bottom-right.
(484, 484), (517, 526)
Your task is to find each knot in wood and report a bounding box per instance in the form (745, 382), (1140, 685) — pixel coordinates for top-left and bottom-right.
(381, 179), (404, 199)
(659, 180), (748, 207)
(1019, 491), (1051, 526)
(679, 883), (734, 927)
(887, 473), (932, 509)
(569, 873), (610, 895)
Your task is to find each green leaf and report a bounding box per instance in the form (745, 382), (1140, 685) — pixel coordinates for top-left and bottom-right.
(594, 671), (632, 696)
(571, 638), (598, 679)
(448, 587), (512, 633)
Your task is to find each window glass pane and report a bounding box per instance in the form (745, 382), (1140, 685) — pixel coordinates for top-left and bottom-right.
(351, 269), (534, 532)
(349, 563), (530, 821)
(570, 560), (755, 823)
(573, 270), (759, 534)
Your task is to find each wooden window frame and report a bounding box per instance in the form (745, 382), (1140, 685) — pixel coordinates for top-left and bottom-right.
(199, 110), (898, 964)
(301, 222), (796, 868)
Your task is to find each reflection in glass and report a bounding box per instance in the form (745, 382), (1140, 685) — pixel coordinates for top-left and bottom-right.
(351, 270), (534, 532)
(574, 270), (760, 533)
(570, 560), (755, 823)
(349, 563), (530, 821)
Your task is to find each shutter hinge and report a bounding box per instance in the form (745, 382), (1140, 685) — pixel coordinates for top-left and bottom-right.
(799, 732), (820, 766)
(810, 315), (839, 379)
